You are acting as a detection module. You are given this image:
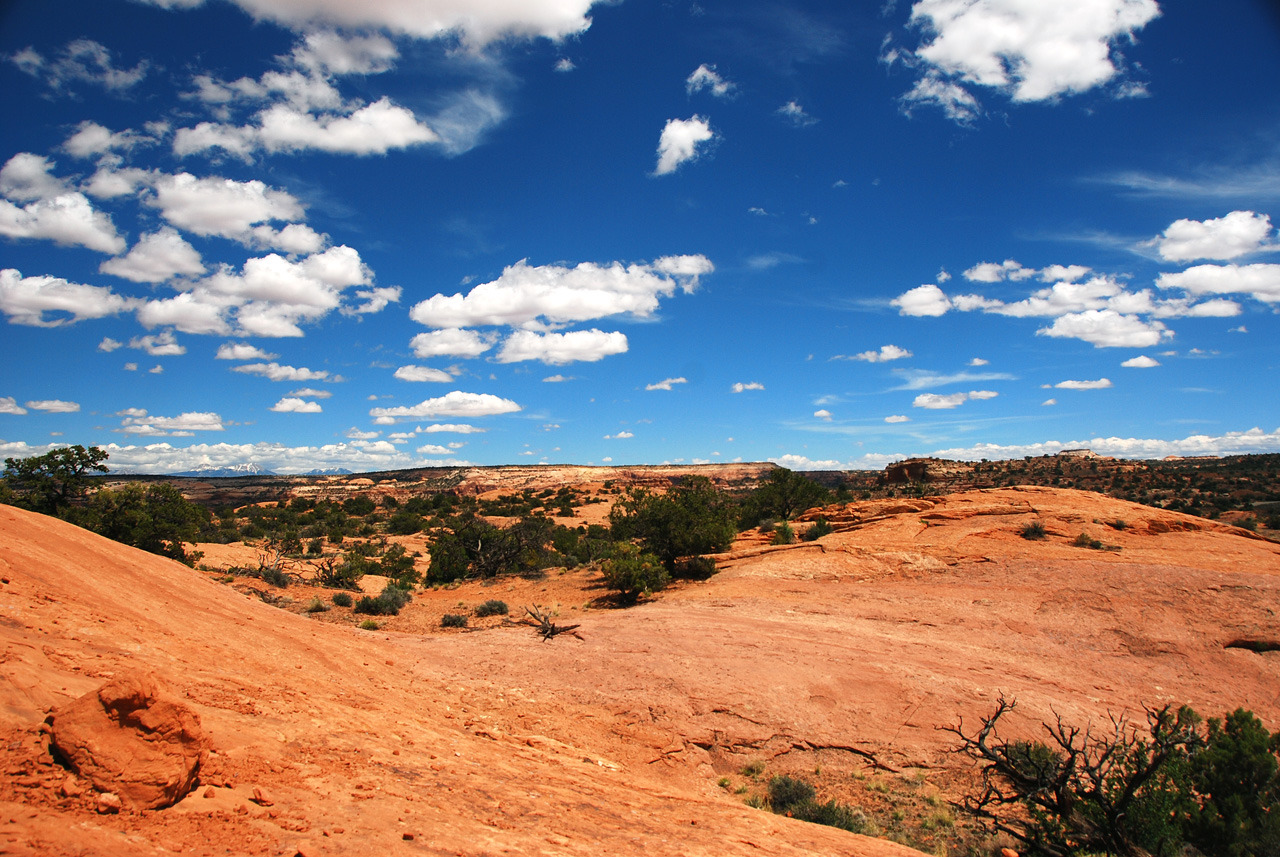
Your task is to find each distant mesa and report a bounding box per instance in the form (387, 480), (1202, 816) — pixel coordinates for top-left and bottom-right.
(170, 463), (276, 478)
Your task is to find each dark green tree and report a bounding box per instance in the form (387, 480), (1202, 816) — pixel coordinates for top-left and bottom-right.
(609, 476), (736, 573)
(741, 467), (832, 526)
(84, 483), (209, 565)
(2, 445), (109, 515)
(1188, 708), (1280, 857)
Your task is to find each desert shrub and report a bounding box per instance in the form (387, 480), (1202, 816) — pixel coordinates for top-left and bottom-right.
(1020, 521), (1047, 540)
(950, 697), (1280, 857)
(766, 776), (867, 833)
(441, 613), (468, 628)
(304, 596), (329, 613)
(379, 543), (419, 586)
(803, 517), (834, 541)
(601, 543), (669, 603)
(386, 509), (423, 535)
(353, 582), (412, 616)
(306, 537), (323, 556)
(342, 496), (376, 517)
(792, 799), (871, 833)
(427, 513), (558, 582)
(609, 476), (736, 573)
(1073, 532), (1104, 549)
(358, 619), (379, 630)
(315, 556), (365, 590)
(331, 592), (353, 607)
(1109, 519), (1128, 531)
(771, 521), (795, 545)
(259, 565), (290, 588)
(474, 599), (508, 617)
(768, 775), (816, 812)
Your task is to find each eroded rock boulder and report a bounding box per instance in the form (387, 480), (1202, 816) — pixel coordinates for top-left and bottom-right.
(49, 670), (206, 810)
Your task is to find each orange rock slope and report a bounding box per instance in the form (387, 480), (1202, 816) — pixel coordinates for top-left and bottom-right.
(1, 486), (1279, 856)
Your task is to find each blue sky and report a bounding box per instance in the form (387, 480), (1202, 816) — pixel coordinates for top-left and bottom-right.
(2, 0), (1279, 474)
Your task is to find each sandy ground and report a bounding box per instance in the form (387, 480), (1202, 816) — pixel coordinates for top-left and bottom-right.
(1, 486), (1278, 856)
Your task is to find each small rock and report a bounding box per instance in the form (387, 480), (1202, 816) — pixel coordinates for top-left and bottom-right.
(202, 787), (216, 798)
(60, 777), (84, 798)
(251, 786), (273, 806)
(1001, 849), (1020, 857)
(96, 792), (122, 814)
(402, 833), (415, 841)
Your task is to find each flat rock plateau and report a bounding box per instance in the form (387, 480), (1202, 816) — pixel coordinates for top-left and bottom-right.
(1, 483), (1278, 856)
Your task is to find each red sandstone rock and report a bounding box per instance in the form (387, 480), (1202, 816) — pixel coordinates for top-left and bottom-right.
(50, 671), (206, 810)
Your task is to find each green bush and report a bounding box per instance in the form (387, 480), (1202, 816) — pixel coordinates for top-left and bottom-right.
(441, 613), (468, 628)
(1020, 521), (1047, 540)
(771, 521), (795, 545)
(474, 599), (509, 617)
(353, 583), (412, 616)
(304, 596), (329, 613)
(802, 517), (834, 541)
(358, 619), (379, 630)
(259, 565), (290, 588)
(791, 799), (870, 833)
(331, 592), (353, 608)
(600, 543), (669, 603)
(609, 476), (736, 573)
(768, 775), (816, 813)
(1073, 532), (1104, 549)
(953, 698), (1280, 857)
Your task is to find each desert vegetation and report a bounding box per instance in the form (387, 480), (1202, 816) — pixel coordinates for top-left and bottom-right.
(949, 696), (1280, 857)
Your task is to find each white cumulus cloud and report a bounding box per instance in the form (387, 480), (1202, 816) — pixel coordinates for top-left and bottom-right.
(731, 382), (765, 393)
(25, 399), (80, 413)
(686, 64), (736, 97)
(0, 268), (134, 327)
(394, 365), (453, 382)
(100, 227), (205, 283)
(1156, 210), (1274, 262)
(847, 344), (913, 362)
(369, 391), (521, 424)
(1054, 378), (1113, 390)
(409, 256), (711, 330)
(216, 342), (279, 360)
(892, 283), (952, 316)
(646, 377), (688, 392)
(653, 116), (715, 176)
(1157, 263), (1280, 304)
(496, 329), (628, 364)
(232, 362), (330, 381)
(1121, 355), (1160, 368)
(1036, 309), (1169, 348)
(270, 397), (322, 413)
(410, 328), (495, 358)
(905, 0), (1161, 110)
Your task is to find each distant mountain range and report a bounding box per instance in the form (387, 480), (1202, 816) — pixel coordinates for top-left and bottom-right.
(170, 464), (354, 478)
(171, 463), (275, 478)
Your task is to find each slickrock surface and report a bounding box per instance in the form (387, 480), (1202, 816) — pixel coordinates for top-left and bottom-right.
(1, 486), (1278, 856)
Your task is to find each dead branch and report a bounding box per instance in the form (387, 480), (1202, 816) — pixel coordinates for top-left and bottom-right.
(520, 605), (582, 641)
